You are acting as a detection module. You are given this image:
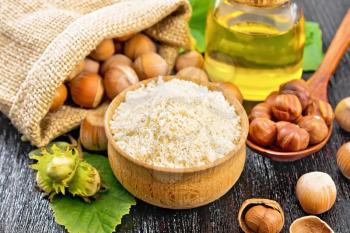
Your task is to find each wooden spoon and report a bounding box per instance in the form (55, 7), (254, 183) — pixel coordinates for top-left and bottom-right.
(247, 9), (350, 162)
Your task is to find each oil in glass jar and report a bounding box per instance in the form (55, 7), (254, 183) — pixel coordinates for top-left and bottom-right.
(205, 0), (305, 101)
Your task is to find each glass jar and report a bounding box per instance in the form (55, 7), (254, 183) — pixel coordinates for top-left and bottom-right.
(205, 0), (305, 101)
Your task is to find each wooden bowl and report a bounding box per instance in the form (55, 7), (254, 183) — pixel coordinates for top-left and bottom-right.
(104, 76), (249, 209)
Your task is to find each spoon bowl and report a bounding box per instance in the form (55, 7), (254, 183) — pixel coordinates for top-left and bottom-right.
(247, 9), (350, 162)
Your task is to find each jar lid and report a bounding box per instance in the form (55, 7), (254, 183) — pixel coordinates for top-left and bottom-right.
(232, 0), (290, 7)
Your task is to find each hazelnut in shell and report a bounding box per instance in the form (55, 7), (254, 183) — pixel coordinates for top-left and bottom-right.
(101, 54), (132, 75)
(295, 171), (337, 214)
(265, 91), (278, 106)
(49, 84), (67, 112)
(212, 82), (243, 104)
(276, 123), (309, 152)
(124, 34), (156, 60)
(271, 94), (302, 122)
(335, 97), (350, 132)
(103, 65), (139, 99)
(280, 79), (310, 110)
(175, 51), (204, 71)
(70, 72), (104, 109)
(80, 104), (108, 151)
(83, 58), (100, 74)
(298, 115), (328, 145)
(336, 142), (350, 180)
(249, 118), (277, 147)
(305, 99), (334, 126)
(90, 39), (115, 61)
(176, 67), (209, 86)
(133, 52), (168, 80)
(248, 103), (272, 122)
(66, 60), (85, 81)
(238, 198), (284, 233)
(290, 216), (334, 233)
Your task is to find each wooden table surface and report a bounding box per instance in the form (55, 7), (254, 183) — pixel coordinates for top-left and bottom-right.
(1, 0), (350, 232)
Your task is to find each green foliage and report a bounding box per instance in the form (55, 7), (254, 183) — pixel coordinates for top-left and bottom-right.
(188, 2), (324, 71)
(50, 153), (135, 233)
(303, 21), (324, 71)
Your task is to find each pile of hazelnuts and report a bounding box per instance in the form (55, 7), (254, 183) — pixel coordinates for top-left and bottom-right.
(49, 33), (210, 112)
(248, 79), (334, 152)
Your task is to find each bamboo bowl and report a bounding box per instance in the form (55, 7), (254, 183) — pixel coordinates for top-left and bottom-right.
(104, 76), (249, 209)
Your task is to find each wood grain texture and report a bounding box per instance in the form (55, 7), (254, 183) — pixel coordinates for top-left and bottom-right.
(1, 0), (350, 232)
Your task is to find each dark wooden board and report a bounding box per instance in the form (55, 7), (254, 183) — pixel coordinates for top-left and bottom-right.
(1, 0), (350, 232)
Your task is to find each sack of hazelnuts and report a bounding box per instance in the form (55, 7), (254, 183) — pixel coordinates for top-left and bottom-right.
(0, 0), (191, 146)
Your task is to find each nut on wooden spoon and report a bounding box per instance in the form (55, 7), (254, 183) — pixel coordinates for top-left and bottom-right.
(247, 9), (350, 162)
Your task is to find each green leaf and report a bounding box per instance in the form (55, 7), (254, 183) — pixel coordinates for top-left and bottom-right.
(50, 153), (135, 233)
(188, 0), (212, 52)
(303, 21), (324, 71)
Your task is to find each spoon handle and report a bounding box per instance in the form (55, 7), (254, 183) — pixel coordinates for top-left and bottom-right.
(307, 9), (350, 102)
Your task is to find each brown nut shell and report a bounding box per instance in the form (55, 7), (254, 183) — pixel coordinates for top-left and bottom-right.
(298, 115), (328, 145)
(305, 99), (334, 126)
(175, 51), (204, 71)
(249, 118), (277, 147)
(295, 171), (337, 215)
(280, 79), (310, 110)
(290, 216), (334, 233)
(238, 198), (284, 233)
(276, 123), (309, 152)
(133, 52), (168, 80)
(335, 97), (350, 132)
(83, 58), (100, 74)
(103, 65), (139, 99)
(176, 67), (209, 86)
(249, 103), (272, 122)
(90, 39), (115, 61)
(265, 91), (278, 106)
(101, 54), (132, 75)
(49, 84), (67, 112)
(271, 94), (302, 122)
(124, 34), (156, 60)
(212, 82), (243, 104)
(70, 72), (104, 108)
(336, 142), (350, 180)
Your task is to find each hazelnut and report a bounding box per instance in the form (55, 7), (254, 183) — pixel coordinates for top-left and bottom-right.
(305, 99), (334, 126)
(124, 34), (156, 60)
(83, 58), (100, 74)
(335, 97), (350, 132)
(49, 84), (67, 112)
(101, 54), (132, 75)
(80, 104), (108, 151)
(296, 172), (336, 214)
(276, 123), (309, 151)
(336, 142), (350, 180)
(280, 79), (310, 110)
(298, 115), (328, 145)
(238, 198), (284, 233)
(275, 121), (292, 130)
(66, 60), (85, 81)
(212, 82), (243, 104)
(265, 91), (278, 106)
(133, 52), (168, 80)
(271, 94), (302, 122)
(89, 39), (115, 61)
(69, 72), (104, 108)
(176, 67), (209, 85)
(249, 118), (277, 147)
(249, 103), (272, 122)
(175, 51), (204, 71)
(103, 65), (139, 99)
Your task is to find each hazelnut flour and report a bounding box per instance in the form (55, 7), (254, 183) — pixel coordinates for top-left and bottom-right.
(110, 78), (241, 168)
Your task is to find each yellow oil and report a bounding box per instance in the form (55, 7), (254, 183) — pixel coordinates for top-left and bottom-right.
(205, 2), (305, 101)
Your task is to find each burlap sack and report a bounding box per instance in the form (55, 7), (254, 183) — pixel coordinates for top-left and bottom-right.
(0, 0), (191, 147)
